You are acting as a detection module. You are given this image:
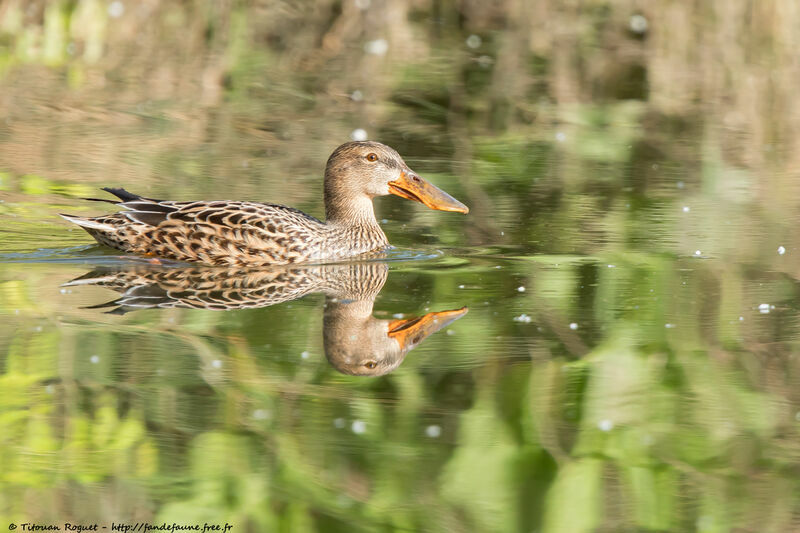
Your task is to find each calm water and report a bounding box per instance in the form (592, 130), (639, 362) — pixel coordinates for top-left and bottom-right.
(2, 2), (800, 532)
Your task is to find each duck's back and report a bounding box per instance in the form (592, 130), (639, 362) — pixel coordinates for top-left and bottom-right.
(62, 189), (330, 266)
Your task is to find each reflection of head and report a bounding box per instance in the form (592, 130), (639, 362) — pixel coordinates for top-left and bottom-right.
(323, 300), (468, 376)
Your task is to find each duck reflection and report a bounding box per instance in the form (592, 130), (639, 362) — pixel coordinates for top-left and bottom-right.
(64, 262), (467, 376)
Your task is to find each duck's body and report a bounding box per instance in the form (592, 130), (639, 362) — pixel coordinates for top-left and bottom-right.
(61, 141), (467, 266)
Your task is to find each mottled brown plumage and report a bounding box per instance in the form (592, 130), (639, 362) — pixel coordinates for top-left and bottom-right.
(60, 141), (468, 266)
(64, 262), (468, 376)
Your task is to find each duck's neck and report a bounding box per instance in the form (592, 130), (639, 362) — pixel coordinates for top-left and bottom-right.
(324, 195), (389, 252)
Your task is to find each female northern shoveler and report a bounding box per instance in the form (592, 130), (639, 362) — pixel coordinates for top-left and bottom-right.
(60, 141), (468, 265)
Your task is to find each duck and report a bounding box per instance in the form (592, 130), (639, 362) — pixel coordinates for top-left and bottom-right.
(63, 261), (468, 376)
(60, 141), (468, 266)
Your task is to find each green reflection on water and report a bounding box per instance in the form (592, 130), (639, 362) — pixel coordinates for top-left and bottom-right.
(2, 0), (800, 532)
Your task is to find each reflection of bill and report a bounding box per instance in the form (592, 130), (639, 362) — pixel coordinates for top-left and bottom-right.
(64, 262), (467, 377)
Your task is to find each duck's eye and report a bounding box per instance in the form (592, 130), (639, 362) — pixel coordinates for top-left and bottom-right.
(364, 361), (377, 369)
(366, 153), (378, 162)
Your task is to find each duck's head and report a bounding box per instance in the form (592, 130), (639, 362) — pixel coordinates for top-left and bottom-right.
(324, 141), (468, 222)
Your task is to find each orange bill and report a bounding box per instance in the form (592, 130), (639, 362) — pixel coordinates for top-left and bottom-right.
(387, 306), (469, 351)
(389, 171), (469, 214)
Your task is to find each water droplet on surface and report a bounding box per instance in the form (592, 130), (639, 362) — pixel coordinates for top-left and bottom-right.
(629, 14), (648, 34)
(555, 131), (567, 142)
(351, 420), (367, 434)
(253, 409), (270, 420)
(513, 314), (531, 323)
(90, 355), (100, 364)
(350, 90), (363, 101)
(517, 286), (525, 292)
(211, 359), (222, 368)
(598, 419), (614, 432)
(778, 246), (786, 255)
(392, 313), (404, 319)
(108, 1), (124, 18)
(758, 303), (770, 314)
(334, 418), (346, 428)
(665, 323), (675, 329)
(364, 38), (388, 56)
(300, 351), (310, 359)
(350, 128), (368, 141)
(682, 206), (690, 213)
(446, 329), (455, 335)
(45, 385), (55, 394)
(739, 316), (744, 321)
(695, 250), (702, 256)
(425, 425), (442, 438)
(677, 181), (685, 189)
(465, 34), (481, 49)
(569, 322), (578, 330)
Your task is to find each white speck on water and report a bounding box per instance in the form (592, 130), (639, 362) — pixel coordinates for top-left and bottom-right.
(677, 181), (685, 189)
(45, 384), (55, 394)
(465, 34), (482, 49)
(495, 265), (502, 269)
(446, 329), (455, 335)
(350, 90), (363, 102)
(651, 163), (659, 170)
(333, 417), (346, 428)
(739, 316), (744, 321)
(778, 246), (786, 255)
(500, 231), (504, 236)
(682, 206), (690, 213)
(569, 322), (578, 330)
(253, 409), (270, 420)
(380, 218), (388, 224)
(629, 14), (648, 34)
(108, 1), (124, 18)
(351, 420), (367, 434)
(14, 309), (19, 315)
(392, 313), (404, 319)
(598, 419), (614, 432)
(350, 334), (357, 340)
(33, 326), (42, 333)
(517, 286), (525, 292)
(607, 264), (615, 268)
(513, 314), (532, 323)
(60, 288), (67, 294)
(458, 284), (465, 289)
(694, 250), (702, 256)
(350, 128), (368, 141)
(354, 0), (370, 9)
(364, 38), (388, 56)
(300, 351), (310, 359)
(90, 355), (100, 364)
(555, 131), (567, 142)
(758, 303), (770, 314)
(425, 425), (442, 438)
(665, 323), (676, 329)
(211, 359), (222, 368)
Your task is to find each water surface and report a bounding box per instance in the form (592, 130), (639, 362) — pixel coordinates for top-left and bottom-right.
(2, 2), (800, 532)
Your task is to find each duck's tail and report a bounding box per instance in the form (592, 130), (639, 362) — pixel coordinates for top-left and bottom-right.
(59, 213), (116, 232)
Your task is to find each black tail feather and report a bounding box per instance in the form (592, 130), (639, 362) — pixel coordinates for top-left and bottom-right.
(101, 187), (143, 202)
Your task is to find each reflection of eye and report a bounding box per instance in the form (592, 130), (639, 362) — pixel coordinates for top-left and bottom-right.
(366, 153), (378, 162)
(364, 361), (377, 369)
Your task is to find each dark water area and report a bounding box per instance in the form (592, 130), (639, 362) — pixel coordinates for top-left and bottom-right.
(2, 1), (800, 532)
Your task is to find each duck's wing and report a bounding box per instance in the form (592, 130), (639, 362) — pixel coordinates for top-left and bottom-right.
(63, 188), (328, 265)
